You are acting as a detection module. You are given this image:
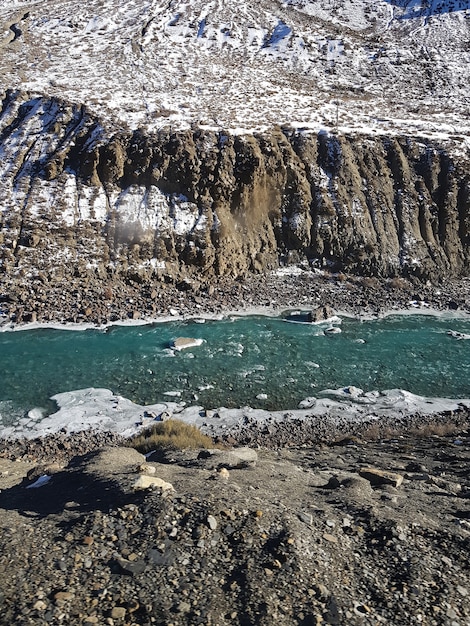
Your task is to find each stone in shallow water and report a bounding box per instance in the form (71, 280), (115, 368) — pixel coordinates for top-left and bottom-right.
(324, 326), (341, 335)
(171, 337), (204, 351)
(307, 305), (336, 322)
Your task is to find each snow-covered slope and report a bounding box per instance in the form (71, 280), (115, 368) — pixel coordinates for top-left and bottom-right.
(0, 0), (469, 136)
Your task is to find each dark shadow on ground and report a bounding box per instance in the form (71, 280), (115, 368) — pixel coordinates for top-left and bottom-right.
(0, 451), (145, 517)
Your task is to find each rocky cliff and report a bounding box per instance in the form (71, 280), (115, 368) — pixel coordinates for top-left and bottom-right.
(1, 90), (469, 297)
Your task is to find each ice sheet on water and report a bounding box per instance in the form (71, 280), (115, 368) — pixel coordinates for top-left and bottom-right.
(1, 385), (469, 441)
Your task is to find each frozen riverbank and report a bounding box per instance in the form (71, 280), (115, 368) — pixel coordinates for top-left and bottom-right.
(1, 310), (470, 439)
(2, 384), (470, 444)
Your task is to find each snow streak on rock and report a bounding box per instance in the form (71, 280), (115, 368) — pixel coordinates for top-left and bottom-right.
(0, 1), (469, 298)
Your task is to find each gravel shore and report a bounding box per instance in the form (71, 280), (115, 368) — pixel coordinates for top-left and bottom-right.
(2, 270), (470, 329)
(1, 428), (470, 626)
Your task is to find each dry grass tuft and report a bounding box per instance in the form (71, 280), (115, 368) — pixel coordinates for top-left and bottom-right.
(361, 276), (380, 289)
(356, 419), (468, 442)
(128, 419), (214, 454)
(408, 421), (466, 438)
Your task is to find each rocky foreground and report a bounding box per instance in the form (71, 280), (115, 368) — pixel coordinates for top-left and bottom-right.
(1, 419), (470, 626)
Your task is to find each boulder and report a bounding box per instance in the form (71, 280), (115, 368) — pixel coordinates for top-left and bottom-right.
(197, 447), (258, 469)
(133, 475), (174, 491)
(171, 337), (204, 351)
(358, 468), (403, 488)
(307, 305), (335, 323)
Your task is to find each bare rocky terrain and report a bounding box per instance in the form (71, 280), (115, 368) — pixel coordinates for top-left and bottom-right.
(1, 267), (470, 329)
(1, 1), (470, 311)
(1, 1), (470, 623)
(0, 425), (470, 626)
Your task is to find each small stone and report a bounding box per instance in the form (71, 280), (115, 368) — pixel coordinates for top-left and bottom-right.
(83, 617), (99, 624)
(404, 472), (430, 481)
(298, 511), (313, 525)
(354, 604), (372, 615)
(358, 468), (403, 488)
(111, 607), (127, 619)
(116, 557), (146, 576)
(218, 467), (230, 479)
(446, 607), (458, 619)
(457, 586), (468, 597)
(325, 476), (341, 489)
(314, 584), (330, 599)
(128, 600), (140, 614)
(207, 515), (218, 530)
(83, 536), (94, 546)
(177, 601), (191, 613)
(139, 463), (156, 475)
(33, 600), (47, 611)
(54, 591), (74, 604)
(323, 533), (337, 543)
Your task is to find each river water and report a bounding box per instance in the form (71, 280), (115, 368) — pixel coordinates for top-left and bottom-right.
(1, 312), (469, 433)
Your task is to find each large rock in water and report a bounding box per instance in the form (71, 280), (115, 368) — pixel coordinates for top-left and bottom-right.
(307, 305), (336, 323)
(171, 337), (204, 351)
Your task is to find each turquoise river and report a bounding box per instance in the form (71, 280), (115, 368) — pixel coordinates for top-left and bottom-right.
(1, 312), (470, 428)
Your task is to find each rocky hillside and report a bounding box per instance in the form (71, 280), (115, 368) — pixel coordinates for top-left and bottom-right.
(0, 90), (469, 293)
(1, 0), (470, 306)
(1, 0), (469, 133)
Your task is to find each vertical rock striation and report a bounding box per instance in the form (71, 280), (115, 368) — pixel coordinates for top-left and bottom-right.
(0, 90), (469, 289)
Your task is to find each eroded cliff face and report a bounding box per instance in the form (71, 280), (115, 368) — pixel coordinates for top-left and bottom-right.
(1, 90), (469, 292)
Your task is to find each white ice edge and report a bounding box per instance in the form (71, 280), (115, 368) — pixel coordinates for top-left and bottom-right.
(1, 302), (470, 334)
(1, 386), (469, 441)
